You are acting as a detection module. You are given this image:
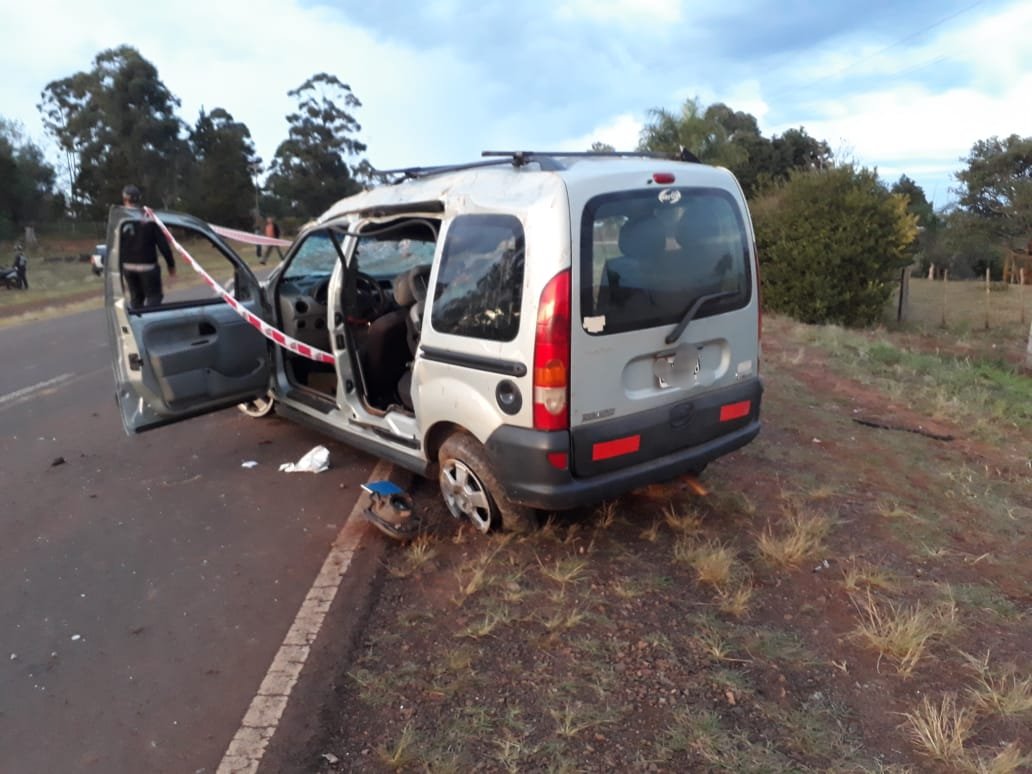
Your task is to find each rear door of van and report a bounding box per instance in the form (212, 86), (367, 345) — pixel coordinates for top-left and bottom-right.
(566, 167), (762, 478)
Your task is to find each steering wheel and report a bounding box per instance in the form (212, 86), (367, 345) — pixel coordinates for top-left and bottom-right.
(350, 272), (388, 321)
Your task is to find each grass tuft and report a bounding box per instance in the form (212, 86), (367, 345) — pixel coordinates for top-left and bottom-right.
(757, 508), (833, 567)
(962, 651), (1032, 718)
(902, 694), (973, 766)
(377, 722), (419, 769)
(842, 559), (899, 593)
(674, 538), (737, 589)
(716, 583), (754, 618)
(851, 592), (957, 676)
(663, 502), (704, 534)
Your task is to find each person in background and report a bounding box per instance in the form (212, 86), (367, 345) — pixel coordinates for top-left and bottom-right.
(254, 215), (263, 262)
(12, 242), (28, 289)
(261, 215), (284, 264)
(119, 184), (175, 308)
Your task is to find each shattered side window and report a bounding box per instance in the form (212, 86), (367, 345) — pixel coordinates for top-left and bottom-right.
(431, 214), (525, 342)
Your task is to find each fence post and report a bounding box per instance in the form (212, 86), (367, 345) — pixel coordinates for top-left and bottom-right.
(940, 269), (949, 328)
(984, 267), (991, 330)
(897, 267), (910, 323)
(928, 263), (935, 280)
(1021, 269), (1026, 325)
(1026, 318), (1032, 371)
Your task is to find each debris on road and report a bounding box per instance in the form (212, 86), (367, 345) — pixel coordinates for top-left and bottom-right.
(279, 445), (330, 474)
(241, 460), (258, 469)
(360, 480), (421, 541)
(51, 456), (66, 467)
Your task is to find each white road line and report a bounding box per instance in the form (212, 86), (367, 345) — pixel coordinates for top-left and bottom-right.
(217, 460), (391, 774)
(0, 373), (75, 407)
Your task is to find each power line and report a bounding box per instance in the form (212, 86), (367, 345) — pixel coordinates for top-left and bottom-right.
(765, 0), (987, 102)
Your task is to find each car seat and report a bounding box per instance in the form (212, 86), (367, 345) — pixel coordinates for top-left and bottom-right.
(363, 265), (430, 410)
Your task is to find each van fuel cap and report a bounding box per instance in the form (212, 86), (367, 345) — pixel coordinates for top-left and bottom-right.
(496, 380), (522, 415)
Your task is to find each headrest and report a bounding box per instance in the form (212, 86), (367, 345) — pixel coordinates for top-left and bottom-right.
(393, 264), (432, 306)
(617, 217), (664, 260)
(676, 201), (726, 248)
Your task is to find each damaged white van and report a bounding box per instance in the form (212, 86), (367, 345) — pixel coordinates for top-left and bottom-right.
(106, 151), (763, 533)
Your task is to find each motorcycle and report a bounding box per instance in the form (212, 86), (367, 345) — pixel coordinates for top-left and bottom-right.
(0, 263), (22, 290)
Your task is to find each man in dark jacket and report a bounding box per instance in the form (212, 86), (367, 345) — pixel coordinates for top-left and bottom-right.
(12, 243), (28, 289)
(119, 185), (175, 308)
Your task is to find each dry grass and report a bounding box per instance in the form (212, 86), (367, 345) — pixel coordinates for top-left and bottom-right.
(757, 508), (833, 567)
(538, 557), (588, 586)
(456, 608), (512, 639)
(902, 694), (974, 766)
(875, 500), (923, 522)
(388, 534), (438, 578)
(851, 592), (958, 676)
(971, 743), (1032, 774)
(663, 502), (704, 534)
(842, 559), (900, 593)
(549, 703), (611, 738)
(963, 652), (1032, 718)
(595, 500), (619, 530)
(640, 519), (663, 542)
(377, 722), (418, 769)
(674, 538), (737, 589)
(716, 583), (754, 618)
(541, 608), (588, 633)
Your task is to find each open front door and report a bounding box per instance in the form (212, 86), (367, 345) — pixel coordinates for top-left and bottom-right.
(105, 207), (272, 434)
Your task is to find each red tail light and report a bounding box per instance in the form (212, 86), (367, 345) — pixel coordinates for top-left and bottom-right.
(533, 269), (571, 431)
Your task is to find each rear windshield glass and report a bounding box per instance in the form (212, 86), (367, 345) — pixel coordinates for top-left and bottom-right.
(580, 188), (751, 336)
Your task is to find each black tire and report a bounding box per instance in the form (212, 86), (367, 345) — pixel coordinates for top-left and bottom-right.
(438, 432), (537, 534)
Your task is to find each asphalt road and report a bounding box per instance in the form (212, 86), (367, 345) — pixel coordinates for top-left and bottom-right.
(0, 307), (378, 772)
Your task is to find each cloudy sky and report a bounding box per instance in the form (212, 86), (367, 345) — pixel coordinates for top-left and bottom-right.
(2, 0), (1029, 206)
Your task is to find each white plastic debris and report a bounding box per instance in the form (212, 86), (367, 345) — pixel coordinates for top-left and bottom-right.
(279, 445), (330, 474)
(71, 634), (81, 642)
(322, 753), (340, 764)
(241, 460), (258, 469)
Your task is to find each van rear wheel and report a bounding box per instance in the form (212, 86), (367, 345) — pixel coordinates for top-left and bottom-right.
(438, 432), (537, 534)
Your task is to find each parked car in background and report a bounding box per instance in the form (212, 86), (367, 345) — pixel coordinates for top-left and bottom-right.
(104, 151), (764, 534)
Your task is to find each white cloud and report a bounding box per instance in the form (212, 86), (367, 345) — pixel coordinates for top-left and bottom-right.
(554, 0), (682, 24)
(556, 113), (644, 152)
(1, 0), (1029, 211)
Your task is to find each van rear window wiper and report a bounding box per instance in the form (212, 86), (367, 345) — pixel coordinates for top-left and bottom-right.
(665, 290), (739, 344)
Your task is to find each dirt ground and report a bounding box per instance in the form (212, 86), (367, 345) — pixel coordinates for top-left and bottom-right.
(10, 281), (1028, 772)
(300, 315), (1030, 773)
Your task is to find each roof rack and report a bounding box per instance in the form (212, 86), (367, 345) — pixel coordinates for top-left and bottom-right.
(481, 149), (701, 166)
(376, 158), (513, 184)
(375, 147), (700, 184)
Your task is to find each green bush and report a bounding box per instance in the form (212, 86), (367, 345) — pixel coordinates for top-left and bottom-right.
(751, 165), (917, 326)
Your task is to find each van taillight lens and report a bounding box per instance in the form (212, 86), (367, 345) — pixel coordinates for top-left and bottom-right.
(533, 269), (571, 431)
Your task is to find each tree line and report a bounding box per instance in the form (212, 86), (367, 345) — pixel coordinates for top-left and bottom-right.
(633, 97), (1031, 325)
(1, 46), (1028, 327)
(8, 45), (369, 232)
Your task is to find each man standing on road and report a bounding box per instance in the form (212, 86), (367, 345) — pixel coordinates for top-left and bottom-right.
(12, 243), (28, 289)
(260, 215), (284, 264)
(119, 184), (175, 308)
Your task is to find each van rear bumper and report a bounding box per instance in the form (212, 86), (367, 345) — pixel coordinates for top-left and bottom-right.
(485, 417), (761, 512)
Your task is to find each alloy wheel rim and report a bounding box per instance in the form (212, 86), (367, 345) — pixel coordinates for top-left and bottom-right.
(439, 459), (492, 533)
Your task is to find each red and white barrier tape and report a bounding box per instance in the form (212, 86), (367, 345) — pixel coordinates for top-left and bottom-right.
(209, 223), (291, 248)
(144, 207), (335, 365)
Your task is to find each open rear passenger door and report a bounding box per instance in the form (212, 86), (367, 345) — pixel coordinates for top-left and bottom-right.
(105, 207), (272, 434)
